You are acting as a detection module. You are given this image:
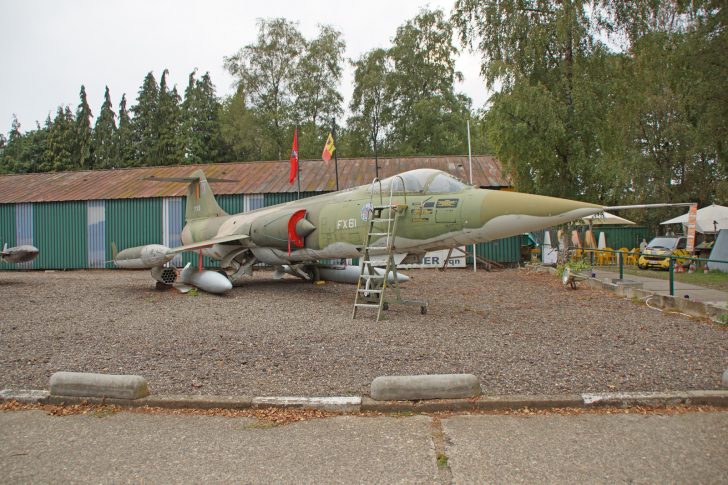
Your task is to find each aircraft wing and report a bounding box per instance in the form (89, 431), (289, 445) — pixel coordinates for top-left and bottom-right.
(168, 234), (249, 254)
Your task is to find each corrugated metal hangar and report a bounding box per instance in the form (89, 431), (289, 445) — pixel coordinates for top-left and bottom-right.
(0, 155), (525, 270)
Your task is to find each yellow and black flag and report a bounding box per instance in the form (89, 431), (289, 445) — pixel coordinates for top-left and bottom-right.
(321, 132), (336, 162)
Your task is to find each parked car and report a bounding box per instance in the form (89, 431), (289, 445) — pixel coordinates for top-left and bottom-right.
(638, 236), (689, 270)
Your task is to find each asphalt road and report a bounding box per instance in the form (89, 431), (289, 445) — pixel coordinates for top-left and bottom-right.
(2, 409), (726, 484)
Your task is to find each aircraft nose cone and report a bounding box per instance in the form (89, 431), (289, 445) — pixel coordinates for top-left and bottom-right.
(475, 190), (603, 240)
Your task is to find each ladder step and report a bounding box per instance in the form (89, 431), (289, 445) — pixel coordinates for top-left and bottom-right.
(360, 274), (384, 279)
(368, 232), (389, 236)
(358, 289), (382, 293)
(354, 303), (380, 308)
(372, 218), (394, 222)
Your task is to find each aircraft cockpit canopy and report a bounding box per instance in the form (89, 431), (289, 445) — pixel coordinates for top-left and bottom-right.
(371, 169), (468, 195)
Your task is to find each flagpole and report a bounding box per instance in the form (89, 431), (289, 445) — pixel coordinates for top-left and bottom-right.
(296, 126), (301, 200)
(467, 119), (476, 273)
(332, 117), (339, 191)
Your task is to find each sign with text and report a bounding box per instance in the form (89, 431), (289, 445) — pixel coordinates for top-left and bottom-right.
(398, 247), (467, 269)
(686, 204), (697, 252)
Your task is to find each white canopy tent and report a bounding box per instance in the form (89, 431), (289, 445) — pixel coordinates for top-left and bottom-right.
(661, 204), (728, 234)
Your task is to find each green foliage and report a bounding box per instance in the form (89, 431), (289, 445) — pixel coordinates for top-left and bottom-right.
(92, 86), (117, 169)
(224, 18), (305, 160)
(75, 85), (93, 170)
(385, 8), (471, 156)
(131, 71), (160, 166)
(436, 452), (449, 469)
(116, 94), (134, 166)
(156, 70), (184, 166)
(347, 48), (390, 158)
(454, 0), (727, 221)
(41, 106), (76, 172)
(181, 71), (224, 164)
(556, 259), (592, 278)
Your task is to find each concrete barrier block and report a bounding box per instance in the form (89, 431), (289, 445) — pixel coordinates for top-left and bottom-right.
(50, 372), (149, 400)
(370, 374), (480, 401)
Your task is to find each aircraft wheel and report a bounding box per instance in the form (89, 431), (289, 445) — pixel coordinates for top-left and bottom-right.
(382, 303), (389, 311)
(420, 306), (427, 315)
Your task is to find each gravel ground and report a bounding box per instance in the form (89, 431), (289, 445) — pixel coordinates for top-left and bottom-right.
(1, 268), (726, 397)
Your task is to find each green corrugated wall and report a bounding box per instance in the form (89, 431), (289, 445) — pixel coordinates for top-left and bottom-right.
(586, 226), (650, 250)
(473, 236), (523, 264)
(217, 194), (245, 214)
(264, 192), (320, 206)
(105, 199), (163, 268)
(33, 201), (87, 269)
(0, 204), (17, 270)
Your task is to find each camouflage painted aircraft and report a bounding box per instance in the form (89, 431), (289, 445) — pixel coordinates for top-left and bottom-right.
(114, 168), (603, 294)
(1, 243), (39, 264)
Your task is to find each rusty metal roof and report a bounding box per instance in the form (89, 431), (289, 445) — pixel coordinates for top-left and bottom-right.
(0, 155), (510, 204)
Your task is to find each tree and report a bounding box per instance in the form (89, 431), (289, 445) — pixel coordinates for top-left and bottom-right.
(156, 69), (183, 165)
(75, 85), (93, 169)
(453, 0), (727, 211)
(348, 48), (391, 159)
(0, 116), (24, 172)
(131, 71), (160, 166)
(293, 25), (346, 158)
(219, 86), (270, 162)
(116, 94), (133, 166)
(92, 86), (117, 169)
(453, 1), (631, 200)
(386, 8), (471, 155)
(224, 18), (305, 160)
(181, 70), (223, 164)
(42, 106), (76, 172)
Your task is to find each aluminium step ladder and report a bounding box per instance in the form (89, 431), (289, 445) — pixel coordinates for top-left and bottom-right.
(352, 176), (427, 322)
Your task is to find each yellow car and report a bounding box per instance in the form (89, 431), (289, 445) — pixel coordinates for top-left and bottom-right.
(638, 236), (689, 270)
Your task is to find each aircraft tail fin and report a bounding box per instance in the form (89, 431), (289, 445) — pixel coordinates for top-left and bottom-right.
(144, 169), (233, 221)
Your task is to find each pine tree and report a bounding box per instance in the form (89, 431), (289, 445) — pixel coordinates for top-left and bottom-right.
(92, 86), (117, 169)
(42, 106), (76, 172)
(181, 70), (223, 164)
(116, 94), (133, 166)
(131, 71), (160, 166)
(75, 85), (93, 169)
(156, 69), (183, 165)
(0, 116), (23, 172)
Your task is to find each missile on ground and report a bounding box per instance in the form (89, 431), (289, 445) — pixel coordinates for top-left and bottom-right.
(114, 244), (175, 269)
(1, 244), (39, 264)
(317, 265), (409, 285)
(178, 263), (232, 294)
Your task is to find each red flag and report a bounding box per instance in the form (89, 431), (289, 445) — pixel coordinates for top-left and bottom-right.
(289, 128), (299, 184)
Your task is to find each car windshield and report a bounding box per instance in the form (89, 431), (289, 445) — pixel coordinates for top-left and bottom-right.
(647, 237), (679, 249)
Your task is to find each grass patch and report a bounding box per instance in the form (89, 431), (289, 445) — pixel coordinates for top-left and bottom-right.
(243, 420), (281, 429)
(616, 267), (728, 291)
(91, 407), (119, 418)
(436, 452), (449, 469)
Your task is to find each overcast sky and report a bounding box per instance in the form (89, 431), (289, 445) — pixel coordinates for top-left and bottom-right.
(0, 0), (489, 134)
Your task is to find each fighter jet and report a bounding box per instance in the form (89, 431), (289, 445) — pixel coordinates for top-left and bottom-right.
(1, 243), (39, 264)
(113, 168), (602, 295)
